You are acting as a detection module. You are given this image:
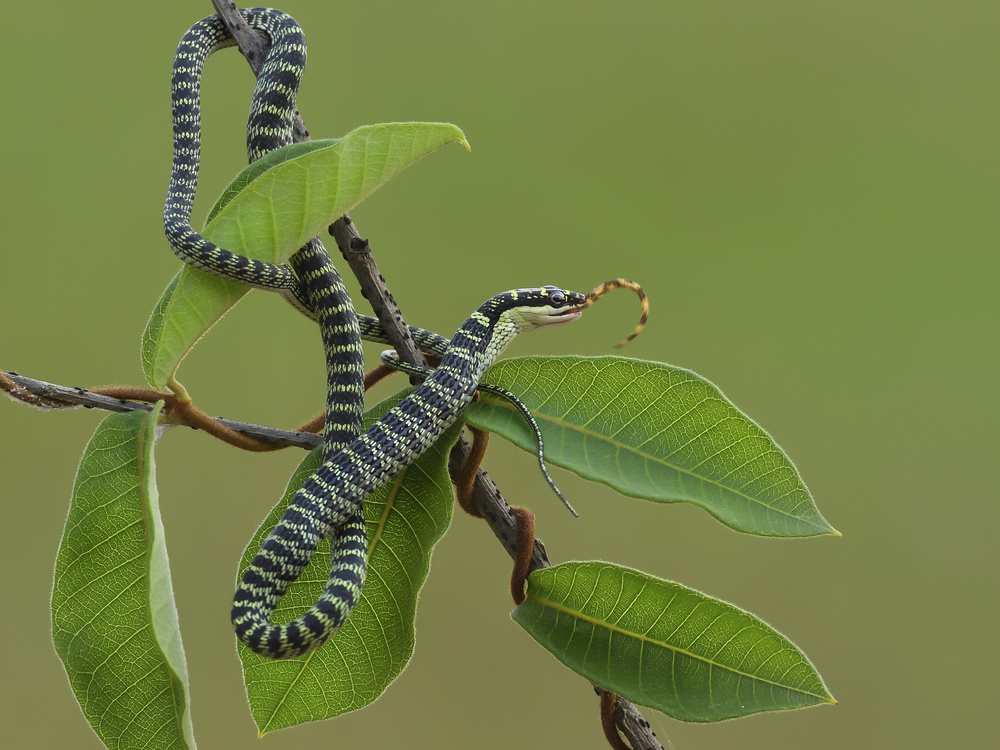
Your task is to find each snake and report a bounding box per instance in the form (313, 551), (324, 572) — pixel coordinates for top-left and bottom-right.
(165, 9), (600, 659)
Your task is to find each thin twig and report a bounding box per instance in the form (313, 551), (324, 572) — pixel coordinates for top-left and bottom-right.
(455, 426), (489, 517)
(3, 371), (321, 450)
(600, 691), (634, 750)
(597, 686), (663, 750)
(509, 506), (535, 605)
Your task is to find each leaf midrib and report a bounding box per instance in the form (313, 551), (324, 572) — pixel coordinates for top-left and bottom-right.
(480, 395), (811, 524)
(527, 594), (829, 702)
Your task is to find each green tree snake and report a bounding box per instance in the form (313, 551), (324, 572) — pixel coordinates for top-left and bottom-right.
(165, 8), (591, 659)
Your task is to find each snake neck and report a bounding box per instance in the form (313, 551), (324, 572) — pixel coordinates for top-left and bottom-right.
(298, 292), (553, 506)
(441, 289), (564, 383)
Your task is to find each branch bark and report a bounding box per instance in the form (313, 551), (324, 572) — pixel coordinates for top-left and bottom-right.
(2, 371), (322, 449)
(210, 0), (427, 370)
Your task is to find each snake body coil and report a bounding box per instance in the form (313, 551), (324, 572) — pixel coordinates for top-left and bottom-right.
(166, 9), (304, 296)
(167, 8), (372, 660)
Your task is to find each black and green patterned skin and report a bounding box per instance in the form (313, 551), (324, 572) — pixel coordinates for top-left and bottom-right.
(165, 9), (305, 296)
(165, 10), (586, 660)
(384, 354), (577, 515)
(232, 286), (587, 658)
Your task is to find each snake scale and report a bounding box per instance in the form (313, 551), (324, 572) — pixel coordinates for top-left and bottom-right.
(166, 8), (591, 659)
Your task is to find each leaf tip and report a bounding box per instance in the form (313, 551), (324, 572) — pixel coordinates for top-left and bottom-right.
(440, 122), (469, 150)
(802, 510), (841, 538)
(814, 515), (842, 537)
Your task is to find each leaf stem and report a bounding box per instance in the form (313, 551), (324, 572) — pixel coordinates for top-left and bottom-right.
(601, 691), (634, 750)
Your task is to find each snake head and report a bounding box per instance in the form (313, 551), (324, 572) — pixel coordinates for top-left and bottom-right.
(507, 285), (588, 331)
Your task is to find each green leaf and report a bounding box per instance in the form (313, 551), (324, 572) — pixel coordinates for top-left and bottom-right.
(465, 356), (836, 537)
(238, 391), (461, 734)
(141, 269), (243, 395)
(513, 561), (835, 722)
(52, 404), (196, 749)
(142, 122), (469, 390)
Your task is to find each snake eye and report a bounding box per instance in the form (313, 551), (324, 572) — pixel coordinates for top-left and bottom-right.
(549, 291), (566, 307)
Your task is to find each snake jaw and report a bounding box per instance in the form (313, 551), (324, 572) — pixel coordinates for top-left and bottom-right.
(526, 303), (586, 329)
(542, 307), (584, 327)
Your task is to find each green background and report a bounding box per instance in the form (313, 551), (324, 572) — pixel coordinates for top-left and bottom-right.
(2, 1), (996, 748)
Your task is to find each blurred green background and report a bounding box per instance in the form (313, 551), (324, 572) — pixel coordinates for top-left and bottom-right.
(2, 1), (996, 748)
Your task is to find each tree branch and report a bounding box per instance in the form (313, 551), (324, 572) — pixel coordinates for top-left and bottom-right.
(3, 371), (322, 449)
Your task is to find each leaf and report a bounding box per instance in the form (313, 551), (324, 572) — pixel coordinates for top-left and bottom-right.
(465, 356), (836, 537)
(513, 561), (835, 722)
(142, 122), (469, 390)
(141, 270), (243, 396)
(237, 391), (461, 734)
(51, 404), (196, 749)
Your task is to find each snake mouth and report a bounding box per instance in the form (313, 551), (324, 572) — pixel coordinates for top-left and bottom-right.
(542, 307), (584, 326)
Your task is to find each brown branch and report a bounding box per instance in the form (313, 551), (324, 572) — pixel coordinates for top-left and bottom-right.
(596, 686), (663, 750)
(455, 426), (489, 517)
(1, 370), (70, 409)
(363, 362), (398, 392)
(4, 371), (322, 450)
(509, 506), (535, 606)
(86, 386), (288, 451)
(326, 219), (429, 371)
